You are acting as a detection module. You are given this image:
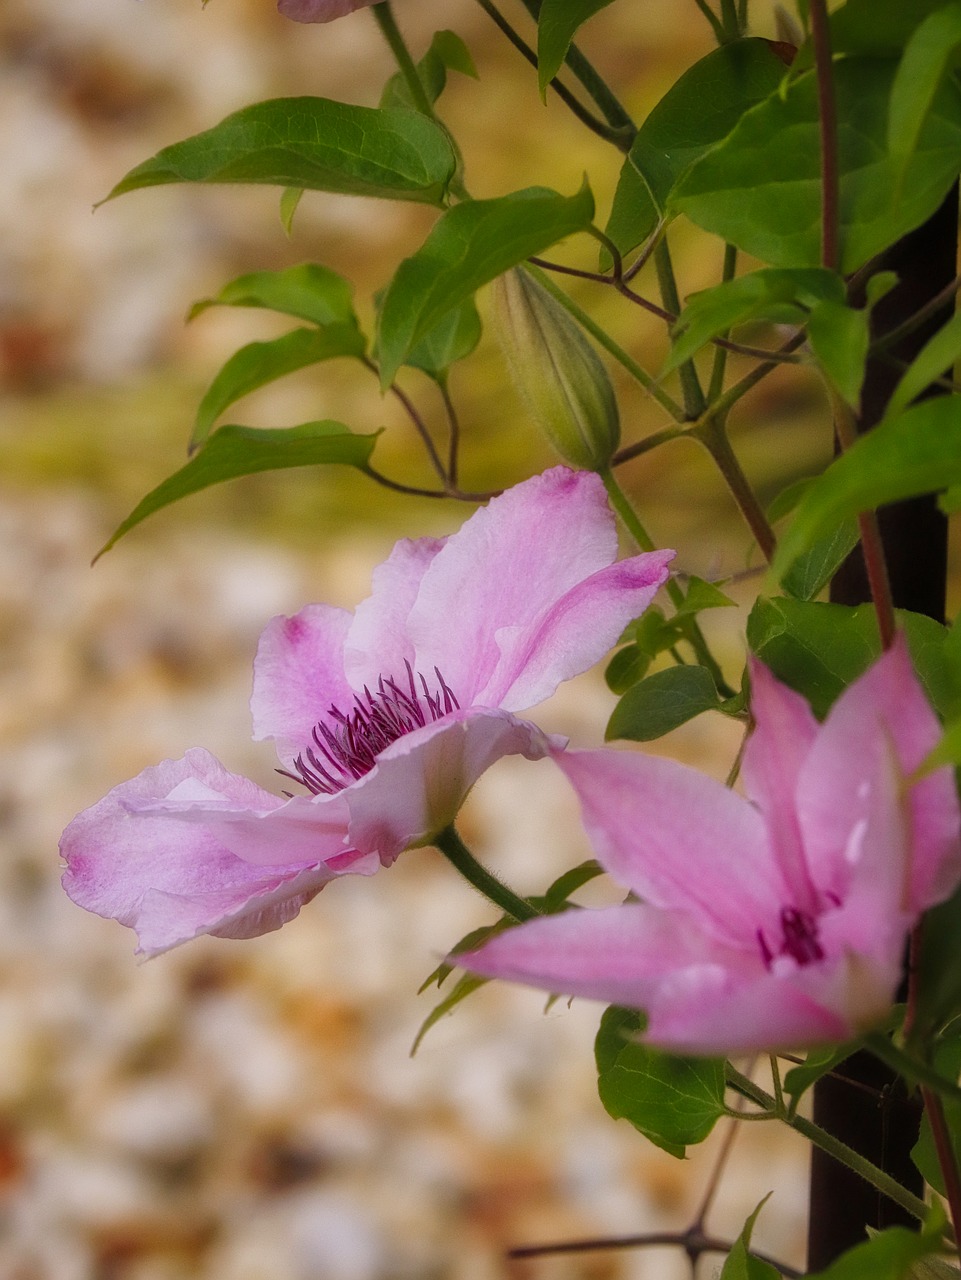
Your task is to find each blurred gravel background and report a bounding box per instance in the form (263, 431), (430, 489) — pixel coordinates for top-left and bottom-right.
(0, 1), (827, 1275)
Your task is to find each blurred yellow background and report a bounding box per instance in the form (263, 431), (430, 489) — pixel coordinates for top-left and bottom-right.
(0, 1), (826, 1276)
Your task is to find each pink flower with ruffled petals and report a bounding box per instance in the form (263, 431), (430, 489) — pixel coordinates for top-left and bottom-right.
(61, 468), (673, 956)
(463, 639), (961, 1054)
(277, 0), (377, 23)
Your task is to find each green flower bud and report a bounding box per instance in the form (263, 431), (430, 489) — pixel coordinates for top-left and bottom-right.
(494, 268), (620, 472)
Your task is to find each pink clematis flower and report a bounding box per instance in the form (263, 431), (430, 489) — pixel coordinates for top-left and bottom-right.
(463, 639), (961, 1054)
(278, 0), (378, 23)
(61, 468), (673, 956)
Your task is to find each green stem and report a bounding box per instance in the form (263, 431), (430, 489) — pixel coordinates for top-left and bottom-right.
(710, 331), (807, 422)
(725, 1065), (935, 1230)
(514, 0), (636, 140)
(612, 425), (687, 466)
(865, 1033), (961, 1108)
(693, 416), (777, 563)
(371, 2), (436, 119)
(708, 244), (738, 402)
(526, 264), (687, 422)
(654, 241), (706, 418)
(601, 469), (736, 698)
(472, 0), (629, 148)
(692, 0), (726, 41)
(434, 826), (540, 922)
(719, 0), (740, 40)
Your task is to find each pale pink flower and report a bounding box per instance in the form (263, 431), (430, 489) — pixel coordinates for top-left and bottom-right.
(463, 640), (961, 1054)
(61, 468), (673, 956)
(278, 0), (376, 23)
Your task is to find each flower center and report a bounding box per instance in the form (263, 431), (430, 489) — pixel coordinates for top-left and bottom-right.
(757, 907), (824, 970)
(278, 661), (459, 797)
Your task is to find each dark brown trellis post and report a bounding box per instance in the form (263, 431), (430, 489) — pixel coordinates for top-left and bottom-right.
(807, 187), (959, 1270)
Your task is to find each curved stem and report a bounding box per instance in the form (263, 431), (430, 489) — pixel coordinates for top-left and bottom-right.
(654, 240), (706, 418)
(362, 466), (495, 502)
(434, 826), (540, 922)
(692, 417), (777, 563)
(726, 1065), (936, 1232)
(922, 1087), (961, 1243)
(508, 1228), (801, 1276)
(438, 379), (461, 487)
(601, 469), (736, 698)
(364, 358), (449, 484)
(709, 243), (738, 402)
(472, 0), (630, 147)
(612, 424), (687, 466)
(371, 2), (436, 119)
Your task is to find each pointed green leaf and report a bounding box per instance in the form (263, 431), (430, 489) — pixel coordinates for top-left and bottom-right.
(746, 597), (951, 718)
(95, 421), (378, 559)
(411, 973), (488, 1055)
(377, 183), (594, 387)
(404, 297), (482, 379)
(779, 520), (860, 602)
(606, 664), (720, 742)
(665, 268), (842, 374)
(719, 1198), (780, 1280)
(888, 310), (961, 420)
(673, 59), (961, 272)
(807, 299), (870, 409)
(188, 264), (358, 328)
(773, 399), (961, 577)
(887, 4), (961, 180)
(279, 186), (303, 236)
(595, 1006), (726, 1158)
(537, 0), (615, 97)
(675, 576), (737, 616)
(605, 39), (786, 261)
(831, 0), (954, 56)
(192, 325), (366, 449)
(102, 98), (457, 206)
(806, 1225), (939, 1280)
(380, 30), (478, 111)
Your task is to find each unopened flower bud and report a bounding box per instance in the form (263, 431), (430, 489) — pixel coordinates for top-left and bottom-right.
(494, 268), (620, 472)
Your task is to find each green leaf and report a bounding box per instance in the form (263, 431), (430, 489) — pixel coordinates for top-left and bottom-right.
(888, 310), (961, 420)
(746, 597), (951, 718)
(887, 4), (961, 183)
(595, 1007), (726, 1158)
(410, 972), (489, 1055)
(540, 860), (604, 911)
(404, 296), (482, 379)
(665, 267), (842, 375)
(279, 186), (303, 236)
(779, 519), (860, 601)
(537, 0), (615, 97)
(380, 29), (478, 111)
(605, 39), (786, 261)
(188, 264), (358, 328)
(914, 1044), (961, 1190)
(719, 1198), (780, 1280)
(675, 576), (737, 616)
(806, 1226), (940, 1280)
(784, 1044), (858, 1109)
(916, 882), (961, 1036)
(94, 421), (378, 560)
(192, 325), (367, 450)
(673, 59), (961, 272)
(807, 299), (870, 409)
(831, 0), (955, 56)
(417, 919), (510, 994)
(606, 664), (720, 741)
(377, 183), (595, 387)
(773, 399), (961, 577)
(102, 98), (457, 206)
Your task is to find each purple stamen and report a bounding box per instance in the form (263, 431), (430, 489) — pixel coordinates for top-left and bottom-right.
(279, 662), (460, 796)
(758, 906), (824, 970)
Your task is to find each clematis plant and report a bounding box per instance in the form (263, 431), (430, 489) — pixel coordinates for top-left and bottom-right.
(463, 639), (961, 1055)
(61, 468), (672, 955)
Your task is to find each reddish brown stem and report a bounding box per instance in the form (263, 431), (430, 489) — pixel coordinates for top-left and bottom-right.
(809, 0), (840, 270)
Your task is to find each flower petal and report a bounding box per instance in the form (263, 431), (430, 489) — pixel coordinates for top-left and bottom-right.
(483, 550), (674, 711)
(741, 658), (821, 913)
(405, 468), (624, 706)
(344, 708), (560, 865)
(343, 536), (446, 694)
(463, 901), (752, 1009)
(277, 0), (376, 22)
(553, 748), (787, 948)
(251, 604), (354, 765)
(60, 749), (374, 956)
(797, 635), (961, 913)
(463, 901), (852, 1053)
